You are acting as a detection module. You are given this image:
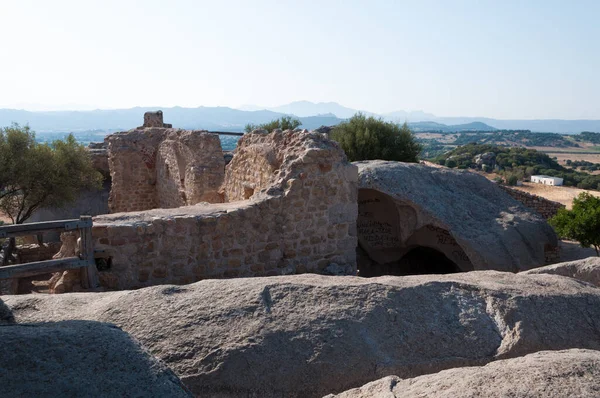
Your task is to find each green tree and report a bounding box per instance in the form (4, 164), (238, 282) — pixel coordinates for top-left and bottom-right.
(331, 114), (422, 162)
(244, 116), (302, 133)
(0, 124), (103, 264)
(549, 192), (600, 256)
(445, 158), (457, 168)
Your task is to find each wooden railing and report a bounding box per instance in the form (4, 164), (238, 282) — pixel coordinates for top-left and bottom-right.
(209, 131), (244, 136)
(0, 216), (99, 289)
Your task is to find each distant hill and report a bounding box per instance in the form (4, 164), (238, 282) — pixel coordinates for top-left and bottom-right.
(432, 117), (600, 134)
(239, 101), (600, 133)
(0, 106), (344, 134)
(240, 101), (365, 119)
(2, 101), (600, 134)
(240, 101), (434, 121)
(409, 121), (498, 132)
(382, 110), (436, 122)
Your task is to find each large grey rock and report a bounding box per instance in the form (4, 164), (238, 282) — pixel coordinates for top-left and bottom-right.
(356, 161), (558, 273)
(0, 320), (192, 397)
(522, 256), (600, 287)
(324, 349), (600, 398)
(474, 151), (496, 167)
(5, 272), (600, 397)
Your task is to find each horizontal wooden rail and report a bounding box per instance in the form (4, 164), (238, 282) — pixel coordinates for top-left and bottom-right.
(0, 257), (87, 279)
(208, 131), (245, 136)
(0, 218), (92, 238)
(0, 216), (98, 289)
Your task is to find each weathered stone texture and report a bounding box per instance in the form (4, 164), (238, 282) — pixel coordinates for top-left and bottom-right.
(107, 128), (225, 212)
(6, 272), (600, 397)
(87, 140), (110, 175)
(0, 320), (192, 397)
(499, 185), (565, 219)
(15, 242), (61, 264)
(326, 349), (600, 398)
(522, 256), (600, 287)
(142, 110), (173, 128)
(94, 130), (357, 290)
(356, 161), (560, 273)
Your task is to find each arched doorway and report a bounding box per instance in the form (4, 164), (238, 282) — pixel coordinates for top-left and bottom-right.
(357, 188), (473, 277)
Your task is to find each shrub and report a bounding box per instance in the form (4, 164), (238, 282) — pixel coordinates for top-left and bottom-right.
(549, 192), (600, 256)
(445, 158), (457, 168)
(245, 116), (302, 133)
(331, 114), (421, 162)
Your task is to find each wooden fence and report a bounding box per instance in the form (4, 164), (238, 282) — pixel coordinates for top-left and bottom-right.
(0, 216), (99, 289)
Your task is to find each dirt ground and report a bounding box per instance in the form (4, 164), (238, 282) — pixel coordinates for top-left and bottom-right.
(508, 182), (600, 209)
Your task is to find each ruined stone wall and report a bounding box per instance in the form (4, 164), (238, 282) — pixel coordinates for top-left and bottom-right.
(16, 243), (62, 264)
(499, 186), (565, 219)
(222, 131), (284, 201)
(92, 130), (358, 290)
(107, 128), (224, 213)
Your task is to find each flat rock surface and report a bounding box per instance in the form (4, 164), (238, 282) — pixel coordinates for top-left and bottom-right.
(324, 349), (600, 398)
(356, 160), (558, 271)
(5, 272), (600, 397)
(522, 256), (600, 287)
(0, 320), (192, 397)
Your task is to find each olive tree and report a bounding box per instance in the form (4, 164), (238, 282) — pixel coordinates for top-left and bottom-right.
(331, 114), (421, 162)
(0, 124), (102, 264)
(549, 192), (600, 256)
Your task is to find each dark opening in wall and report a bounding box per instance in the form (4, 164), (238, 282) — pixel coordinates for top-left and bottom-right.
(358, 246), (461, 277)
(357, 187), (473, 277)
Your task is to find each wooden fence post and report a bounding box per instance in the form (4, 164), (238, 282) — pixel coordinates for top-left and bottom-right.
(79, 216), (99, 289)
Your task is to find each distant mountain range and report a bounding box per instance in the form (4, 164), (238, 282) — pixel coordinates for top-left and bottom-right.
(1, 101), (599, 134)
(240, 101), (437, 122)
(408, 121), (497, 132)
(0, 107), (344, 133)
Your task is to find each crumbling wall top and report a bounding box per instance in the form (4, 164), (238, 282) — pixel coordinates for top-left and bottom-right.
(143, 110), (172, 128)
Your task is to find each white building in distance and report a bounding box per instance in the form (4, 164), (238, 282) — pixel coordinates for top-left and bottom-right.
(531, 175), (564, 186)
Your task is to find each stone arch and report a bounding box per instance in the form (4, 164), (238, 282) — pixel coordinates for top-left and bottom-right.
(357, 188), (474, 276)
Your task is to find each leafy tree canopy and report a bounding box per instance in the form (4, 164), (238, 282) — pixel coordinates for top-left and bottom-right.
(331, 114), (422, 162)
(0, 124), (102, 225)
(245, 116), (302, 133)
(549, 192), (600, 256)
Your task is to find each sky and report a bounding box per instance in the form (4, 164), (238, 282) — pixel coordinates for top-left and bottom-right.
(1, 0), (599, 119)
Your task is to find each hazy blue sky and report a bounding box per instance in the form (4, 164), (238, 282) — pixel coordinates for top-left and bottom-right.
(1, 0), (599, 119)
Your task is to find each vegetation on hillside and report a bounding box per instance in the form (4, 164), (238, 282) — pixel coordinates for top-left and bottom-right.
(415, 130), (576, 149)
(0, 124), (102, 264)
(331, 114), (421, 162)
(244, 116), (302, 133)
(550, 193), (600, 256)
(433, 143), (600, 190)
(574, 132), (600, 144)
(450, 131), (576, 147)
(566, 159), (600, 172)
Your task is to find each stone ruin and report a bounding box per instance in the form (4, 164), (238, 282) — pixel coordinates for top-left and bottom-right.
(7, 111), (561, 293)
(4, 114), (599, 398)
(91, 114), (357, 290)
(355, 161), (559, 276)
(142, 110), (172, 128)
(107, 127), (225, 211)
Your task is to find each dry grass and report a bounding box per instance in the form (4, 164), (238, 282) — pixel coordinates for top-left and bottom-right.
(499, 181), (600, 209)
